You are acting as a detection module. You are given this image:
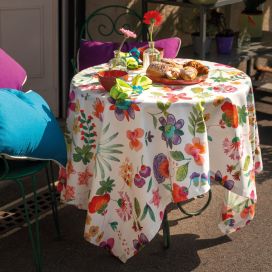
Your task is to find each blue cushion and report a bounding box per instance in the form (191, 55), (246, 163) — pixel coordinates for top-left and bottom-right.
(0, 89), (67, 167)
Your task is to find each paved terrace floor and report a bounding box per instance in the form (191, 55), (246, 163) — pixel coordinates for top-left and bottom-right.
(0, 74), (272, 272)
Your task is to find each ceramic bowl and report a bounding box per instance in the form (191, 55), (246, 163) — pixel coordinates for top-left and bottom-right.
(97, 70), (129, 91)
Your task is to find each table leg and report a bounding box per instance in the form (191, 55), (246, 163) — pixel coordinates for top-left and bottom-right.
(199, 6), (207, 60)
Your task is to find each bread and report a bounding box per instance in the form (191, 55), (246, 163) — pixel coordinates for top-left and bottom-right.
(179, 66), (198, 81)
(165, 67), (181, 80)
(161, 58), (183, 69)
(184, 60), (209, 75)
(146, 61), (171, 78)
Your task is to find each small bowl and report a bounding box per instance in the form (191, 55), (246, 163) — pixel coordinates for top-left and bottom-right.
(97, 70), (128, 91)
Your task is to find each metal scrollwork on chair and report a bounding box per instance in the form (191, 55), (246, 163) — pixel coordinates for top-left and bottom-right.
(80, 5), (144, 41)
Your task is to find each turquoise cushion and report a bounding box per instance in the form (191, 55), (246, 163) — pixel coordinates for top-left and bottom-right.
(0, 89), (67, 167)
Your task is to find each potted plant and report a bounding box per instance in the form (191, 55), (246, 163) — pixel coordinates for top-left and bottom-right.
(240, 0), (266, 38)
(183, 10), (217, 55)
(212, 10), (235, 54)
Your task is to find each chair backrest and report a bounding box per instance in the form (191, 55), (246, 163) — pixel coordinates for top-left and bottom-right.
(80, 5), (144, 42)
(0, 48), (27, 90)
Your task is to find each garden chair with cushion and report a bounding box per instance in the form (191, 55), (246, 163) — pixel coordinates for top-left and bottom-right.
(73, 5), (182, 73)
(0, 49), (66, 272)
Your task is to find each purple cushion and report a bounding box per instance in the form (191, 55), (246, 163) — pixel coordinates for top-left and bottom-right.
(0, 48), (27, 90)
(78, 37), (181, 71)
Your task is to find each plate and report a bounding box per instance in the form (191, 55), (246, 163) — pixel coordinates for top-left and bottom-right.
(147, 74), (208, 85)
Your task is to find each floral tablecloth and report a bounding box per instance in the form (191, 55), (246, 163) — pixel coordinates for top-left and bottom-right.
(60, 60), (262, 263)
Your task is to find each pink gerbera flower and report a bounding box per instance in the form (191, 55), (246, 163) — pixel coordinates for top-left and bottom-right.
(119, 28), (137, 39)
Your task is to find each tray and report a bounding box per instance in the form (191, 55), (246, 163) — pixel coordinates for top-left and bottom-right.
(147, 74), (208, 85)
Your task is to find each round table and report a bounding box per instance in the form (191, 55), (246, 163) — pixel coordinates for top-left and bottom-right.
(61, 60), (262, 263)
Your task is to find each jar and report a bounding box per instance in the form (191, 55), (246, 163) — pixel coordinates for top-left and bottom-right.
(108, 50), (127, 71)
(143, 42), (161, 70)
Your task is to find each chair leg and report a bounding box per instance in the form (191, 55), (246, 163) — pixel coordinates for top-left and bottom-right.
(46, 162), (61, 238)
(15, 178), (42, 272)
(162, 211), (170, 249)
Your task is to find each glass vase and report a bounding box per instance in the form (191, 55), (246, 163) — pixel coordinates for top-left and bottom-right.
(143, 42), (161, 70)
(108, 50), (127, 71)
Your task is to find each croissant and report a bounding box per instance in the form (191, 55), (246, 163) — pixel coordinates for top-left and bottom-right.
(179, 66), (198, 81)
(184, 61), (209, 75)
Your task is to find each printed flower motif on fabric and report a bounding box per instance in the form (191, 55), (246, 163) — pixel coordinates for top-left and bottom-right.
(220, 101), (248, 129)
(213, 84), (237, 93)
(127, 128), (144, 151)
(67, 90), (80, 116)
(108, 97), (140, 121)
(153, 153), (169, 183)
(133, 233), (149, 255)
(185, 137), (206, 166)
(73, 110), (96, 165)
(159, 114), (184, 149)
(93, 123), (124, 179)
(188, 102), (206, 137)
(93, 97), (104, 121)
(210, 170), (234, 190)
(116, 191), (133, 221)
(119, 157), (134, 187)
(78, 167), (93, 186)
(88, 177), (114, 214)
(223, 136), (243, 160)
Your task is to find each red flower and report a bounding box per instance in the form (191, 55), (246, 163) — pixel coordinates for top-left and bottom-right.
(143, 10), (163, 26)
(88, 194), (110, 213)
(172, 183), (188, 203)
(221, 101), (239, 128)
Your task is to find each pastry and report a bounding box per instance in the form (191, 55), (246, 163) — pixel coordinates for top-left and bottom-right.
(161, 58), (183, 69)
(165, 67), (181, 80)
(179, 66), (198, 81)
(184, 60), (209, 75)
(146, 61), (172, 78)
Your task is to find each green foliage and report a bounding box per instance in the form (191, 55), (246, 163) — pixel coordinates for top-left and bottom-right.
(96, 177), (115, 195)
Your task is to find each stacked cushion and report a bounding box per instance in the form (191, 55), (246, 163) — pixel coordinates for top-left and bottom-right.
(0, 89), (67, 167)
(0, 48), (27, 90)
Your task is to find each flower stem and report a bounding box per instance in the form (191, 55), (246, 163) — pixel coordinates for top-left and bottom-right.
(118, 37), (128, 54)
(150, 22), (154, 49)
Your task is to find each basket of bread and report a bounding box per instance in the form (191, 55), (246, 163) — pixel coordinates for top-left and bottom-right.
(146, 59), (209, 85)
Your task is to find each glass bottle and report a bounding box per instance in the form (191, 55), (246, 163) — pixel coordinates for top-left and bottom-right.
(143, 42), (161, 70)
(108, 50), (127, 71)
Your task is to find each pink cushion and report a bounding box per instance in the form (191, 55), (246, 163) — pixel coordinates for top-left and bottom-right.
(78, 37), (181, 71)
(0, 48), (27, 90)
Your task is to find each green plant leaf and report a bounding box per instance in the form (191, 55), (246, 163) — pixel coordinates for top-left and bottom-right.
(147, 178), (152, 192)
(243, 155), (250, 171)
(147, 205), (155, 222)
(140, 204), (148, 221)
(152, 115), (157, 128)
(170, 151), (185, 161)
(163, 184), (172, 191)
(176, 163), (189, 181)
(109, 221), (118, 231)
(134, 198), (141, 218)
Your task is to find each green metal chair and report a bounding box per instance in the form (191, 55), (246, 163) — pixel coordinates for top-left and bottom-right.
(0, 156), (60, 272)
(72, 5), (145, 74)
(162, 190), (212, 248)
